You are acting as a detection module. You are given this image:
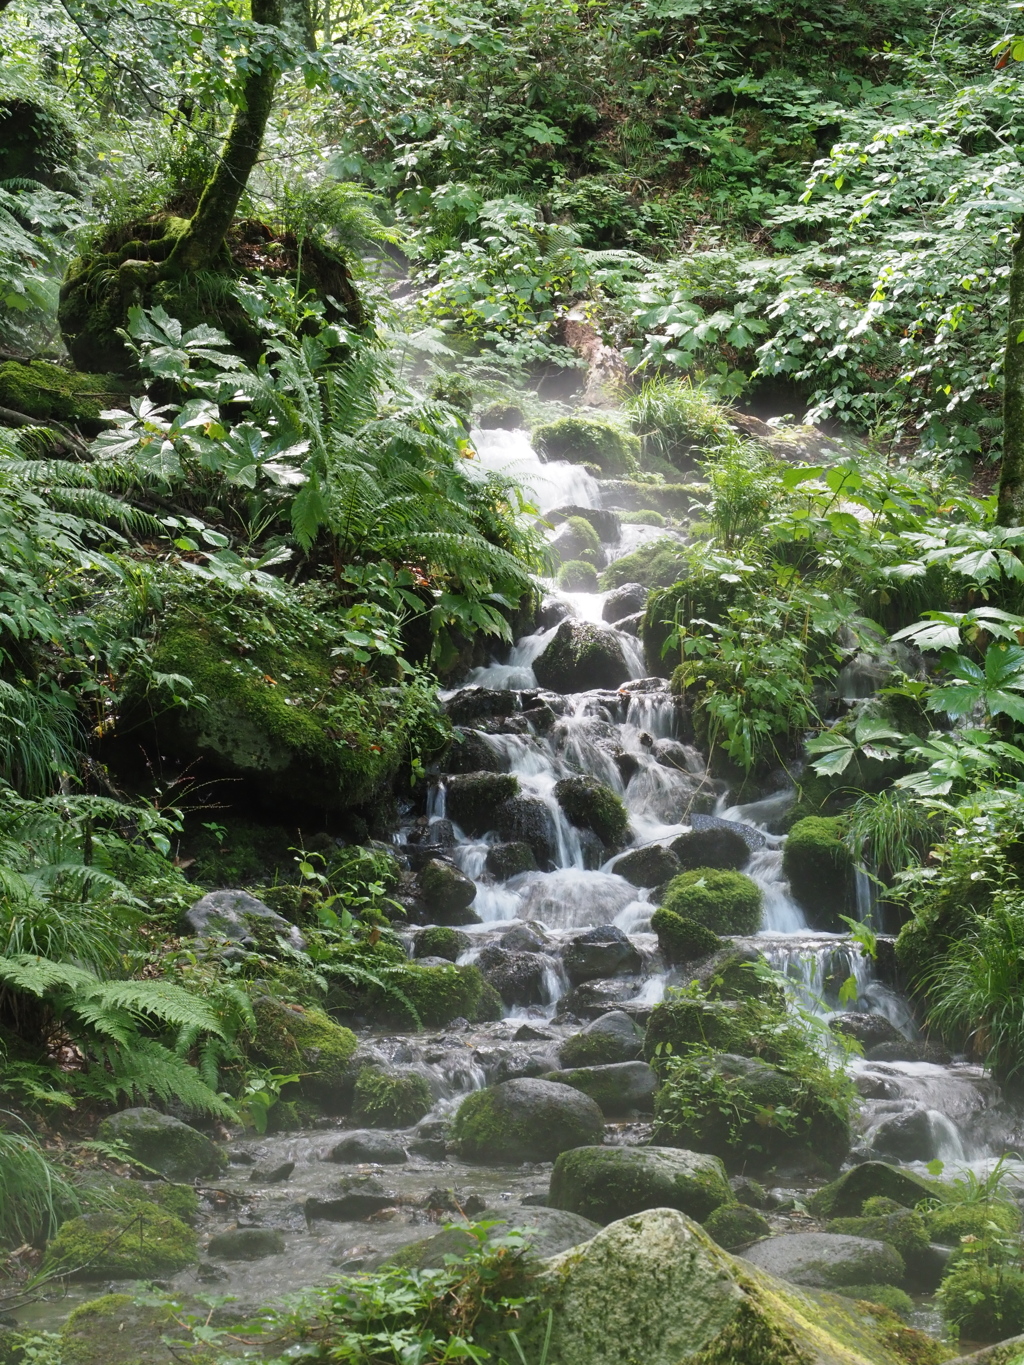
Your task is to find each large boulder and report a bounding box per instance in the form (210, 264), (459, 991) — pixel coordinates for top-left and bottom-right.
(659, 868), (762, 935)
(183, 888), (303, 950)
(327, 1130), (408, 1164)
(561, 925), (641, 983)
(444, 728), (507, 773)
(533, 416), (640, 477)
(807, 1162), (945, 1219)
(549, 1145), (732, 1224)
(828, 1013), (904, 1051)
(476, 945), (549, 1007)
(541, 1061), (657, 1115)
(534, 620), (631, 693)
(450, 1078), (604, 1163)
(741, 1231), (905, 1290)
(549, 516), (602, 567)
(558, 1010), (644, 1067)
(554, 776), (630, 846)
(868, 1109), (950, 1164)
(702, 1203), (771, 1251)
(671, 825), (751, 872)
(97, 1108), (224, 1181)
(550, 505), (621, 544)
(782, 816), (855, 929)
(515, 1208), (935, 1365)
(446, 771), (520, 835)
(416, 859), (480, 925)
(444, 687), (518, 726)
(494, 794), (557, 867)
(413, 926), (470, 962)
(486, 841), (538, 879)
(602, 582), (648, 623)
(612, 843), (680, 888)
(59, 1294), (181, 1365)
(384, 1205), (601, 1270)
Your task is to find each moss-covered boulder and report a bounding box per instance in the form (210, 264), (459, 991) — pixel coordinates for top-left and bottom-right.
(353, 962), (501, 1028)
(0, 361), (127, 434)
(351, 1066), (433, 1126)
(601, 538), (691, 596)
(671, 825), (751, 872)
(533, 416), (639, 477)
(741, 1231), (905, 1291)
(252, 997), (358, 1109)
(807, 1163), (945, 1220)
(446, 771), (520, 835)
(653, 1052), (852, 1173)
(561, 925), (640, 982)
(451, 1078), (604, 1163)
(643, 994), (806, 1069)
(702, 1202), (771, 1251)
(59, 1294), (184, 1365)
(485, 841), (538, 879)
(98, 1107), (225, 1181)
(533, 619), (631, 692)
(554, 776), (629, 846)
(514, 1208), (943, 1365)
(838, 1286), (915, 1320)
(206, 1227), (286, 1260)
(42, 1203), (198, 1279)
(651, 906), (723, 964)
(416, 858), (479, 924)
(549, 1145), (732, 1225)
(558, 1010), (644, 1067)
(613, 843), (680, 888)
(782, 816), (855, 929)
(557, 559), (601, 592)
(79, 1173), (200, 1226)
(541, 1061), (657, 1115)
(550, 515), (602, 566)
(413, 926), (470, 962)
(660, 868), (762, 935)
(129, 590), (432, 814)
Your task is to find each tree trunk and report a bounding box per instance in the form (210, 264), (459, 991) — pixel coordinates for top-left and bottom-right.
(998, 215), (1024, 527)
(167, 0), (285, 276)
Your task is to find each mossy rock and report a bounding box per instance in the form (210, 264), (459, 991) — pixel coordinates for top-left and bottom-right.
(42, 1203), (198, 1279)
(924, 1201), (1021, 1245)
(600, 537), (690, 594)
(0, 361), (128, 434)
(79, 1173), (200, 1226)
(414, 925), (470, 961)
(533, 416), (639, 477)
(97, 1108), (225, 1181)
(356, 962), (501, 1028)
(550, 1145), (733, 1226)
(541, 1060), (657, 1115)
(671, 825), (750, 872)
(807, 1163), (946, 1220)
(553, 515), (602, 563)
(533, 619), (630, 692)
(651, 906), (723, 964)
(252, 997), (358, 1109)
(59, 214), (363, 373)
(660, 868), (762, 935)
(558, 1011), (644, 1068)
(828, 1209), (930, 1265)
(351, 1066), (433, 1126)
(127, 589), (431, 814)
(446, 771), (520, 836)
(451, 1077), (604, 1163)
(643, 994), (809, 1069)
(839, 1285), (915, 1321)
(417, 858), (479, 924)
(702, 1202), (771, 1251)
(557, 559), (600, 592)
(782, 817), (855, 930)
(60, 1293), (186, 1365)
(554, 775), (629, 846)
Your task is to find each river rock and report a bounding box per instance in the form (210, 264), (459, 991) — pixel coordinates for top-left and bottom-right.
(740, 1230), (905, 1289)
(476, 945), (548, 1007)
(446, 771), (519, 835)
(550, 505), (621, 543)
(250, 1160), (295, 1183)
(828, 1012), (904, 1051)
(413, 925), (470, 961)
(306, 1174), (397, 1220)
(521, 1208), (929, 1365)
(868, 1108), (948, 1163)
(562, 925), (642, 983)
(494, 794), (557, 867)
(808, 1161), (943, 1218)
(549, 519), (601, 566)
(702, 1202), (772, 1251)
(612, 843), (680, 888)
(549, 1145), (731, 1225)
(611, 611), (642, 636)
(534, 620), (631, 693)
(867, 1038), (952, 1064)
(98, 1108), (225, 1181)
(670, 825), (750, 871)
(383, 1205), (601, 1271)
(327, 1130), (408, 1164)
(558, 1010), (644, 1067)
(206, 1227), (285, 1260)
(501, 923), (548, 953)
(416, 858), (479, 924)
(554, 775), (630, 846)
(542, 1061), (657, 1115)
(559, 977), (645, 1020)
(486, 841), (537, 879)
(404, 818), (457, 870)
(689, 812), (767, 850)
(444, 688), (518, 725)
(43, 1203), (198, 1279)
(602, 582), (647, 622)
(182, 888), (303, 950)
(444, 729), (506, 773)
(58, 1294), (182, 1365)
(451, 1078), (604, 1163)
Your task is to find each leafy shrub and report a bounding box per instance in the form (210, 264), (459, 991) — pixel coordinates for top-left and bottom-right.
(938, 1260), (1024, 1341)
(352, 1066), (433, 1126)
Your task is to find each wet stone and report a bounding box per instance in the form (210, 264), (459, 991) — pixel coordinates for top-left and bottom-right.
(477, 945), (549, 1007)
(500, 923), (548, 953)
(327, 1131), (408, 1165)
(444, 687), (518, 725)
(602, 582), (647, 622)
(486, 841), (538, 879)
(306, 1174), (398, 1221)
(828, 1012), (903, 1051)
(562, 926), (642, 984)
(249, 1160), (295, 1183)
(612, 843), (680, 888)
(206, 1227), (286, 1261)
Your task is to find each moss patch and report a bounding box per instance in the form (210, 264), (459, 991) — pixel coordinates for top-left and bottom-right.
(0, 361), (127, 433)
(783, 817), (855, 928)
(557, 559), (600, 592)
(652, 906), (724, 964)
(554, 775), (629, 846)
(252, 997), (357, 1108)
(60, 1293), (189, 1365)
(661, 868), (763, 935)
(42, 1203), (197, 1279)
(533, 416), (639, 477)
(352, 1066), (432, 1126)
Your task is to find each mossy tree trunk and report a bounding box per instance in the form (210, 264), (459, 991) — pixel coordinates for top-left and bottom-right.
(167, 0), (287, 276)
(998, 215), (1024, 527)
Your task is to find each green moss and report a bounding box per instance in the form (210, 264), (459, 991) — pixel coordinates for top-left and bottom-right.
(414, 926), (470, 961)
(86, 1177), (200, 1226)
(644, 994), (810, 1067)
(352, 1066), (433, 1126)
(840, 1286), (914, 1320)
(620, 509), (667, 527)
(533, 416), (639, 477)
(938, 1259), (1024, 1340)
(828, 1209), (930, 1263)
(60, 1293), (186, 1365)
(252, 998), (357, 1106)
(643, 570), (748, 672)
(0, 361), (127, 432)
(554, 776), (629, 846)
(42, 1203), (197, 1279)
(558, 1024), (642, 1068)
(600, 537), (690, 593)
(702, 1202), (771, 1251)
(651, 907), (723, 964)
(924, 1200), (1021, 1245)
(705, 951), (785, 1006)
(362, 962), (501, 1027)
(557, 559), (600, 592)
(661, 868), (762, 935)
(549, 1146), (732, 1225)
(782, 817), (854, 925)
(807, 1164), (946, 1219)
(565, 515), (602, 558)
